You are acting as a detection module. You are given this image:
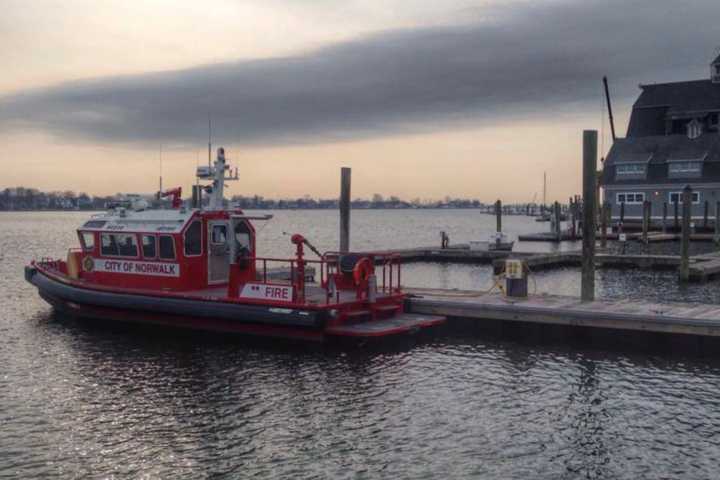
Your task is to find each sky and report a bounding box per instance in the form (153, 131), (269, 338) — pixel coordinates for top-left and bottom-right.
(1, 0), (719, 202)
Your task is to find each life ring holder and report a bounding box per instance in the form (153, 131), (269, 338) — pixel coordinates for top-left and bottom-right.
(352, 257), (373, 286)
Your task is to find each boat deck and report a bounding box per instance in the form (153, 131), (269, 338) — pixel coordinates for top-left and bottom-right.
(178, 283), (400, 306)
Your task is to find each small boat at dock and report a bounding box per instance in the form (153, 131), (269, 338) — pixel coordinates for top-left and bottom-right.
(25, 148), (445, 341)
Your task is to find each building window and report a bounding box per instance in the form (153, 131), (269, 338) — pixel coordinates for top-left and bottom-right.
(159, 235), (176, 260)
(669, 191), (701, 204)
(687, 119), (703, 139)
(616, 164), (646, 176)
(184, 221), (202, 256)
(669, 161), (702, 174)
(616, 192), (645, 204)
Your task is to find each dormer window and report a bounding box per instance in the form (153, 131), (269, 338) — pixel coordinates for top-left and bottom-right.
(615, 163), (646, 180)
(687, 119), (703, 139)
(668, 157), (704, 178)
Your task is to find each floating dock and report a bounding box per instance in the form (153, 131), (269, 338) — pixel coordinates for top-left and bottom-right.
(406, 288), (720, 339)
(374, 246), (720, 281)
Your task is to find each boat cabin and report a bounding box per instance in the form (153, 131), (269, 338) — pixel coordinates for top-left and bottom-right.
(71, 208), (258, 292)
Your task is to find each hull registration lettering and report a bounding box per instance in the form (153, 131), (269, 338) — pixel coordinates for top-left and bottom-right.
(93, 259), (180, 277)
(240, 283), (294, 303)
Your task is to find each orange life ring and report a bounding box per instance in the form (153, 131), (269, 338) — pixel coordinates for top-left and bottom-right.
(352, 257), (373, 286)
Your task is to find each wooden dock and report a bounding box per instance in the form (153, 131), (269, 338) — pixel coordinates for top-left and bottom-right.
(374, 246), (685, 271)
(372, 245), (720, 282)
(406, 288), (720, 338)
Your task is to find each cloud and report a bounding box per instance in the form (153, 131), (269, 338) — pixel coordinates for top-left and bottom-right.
(1, 0), (719, 147)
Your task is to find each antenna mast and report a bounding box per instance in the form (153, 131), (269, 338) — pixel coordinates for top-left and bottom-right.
(603, 76), (616, 143)
(159, 145), (163, 193)
(208, 115), (212, 168)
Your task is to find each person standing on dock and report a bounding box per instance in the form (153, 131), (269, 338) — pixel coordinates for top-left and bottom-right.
(440, 231), (449, 249)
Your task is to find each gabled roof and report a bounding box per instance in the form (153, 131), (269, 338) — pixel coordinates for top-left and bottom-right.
(634, 80), (720, 115)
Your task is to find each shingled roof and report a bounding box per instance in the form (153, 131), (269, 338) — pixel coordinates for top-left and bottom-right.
(634, 80), (720, 114)
(603, 133), (720, 185)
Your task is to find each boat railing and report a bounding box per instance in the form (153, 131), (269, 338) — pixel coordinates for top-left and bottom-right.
(250, 252), (401, 305)
(322, 251), (402, 294)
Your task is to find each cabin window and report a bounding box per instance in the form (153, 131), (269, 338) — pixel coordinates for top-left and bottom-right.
(616, 192), (645, 204)
(234, 221), (251, 250)
(211, 224), (228, 245)
(159, 235), (176, 260)
(184, 221), (202, 256)
(116, 234), (138, 257)
(79, 231), (95, 252)
(100, 233), (138, 257)
(669, 191), (701, 204)
(142, 235), (157, 259)
(100, 234), (119, 256)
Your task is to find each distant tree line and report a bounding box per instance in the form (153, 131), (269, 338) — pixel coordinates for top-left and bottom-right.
(229, 194), (484, 210)
(0, 186), (549, 212)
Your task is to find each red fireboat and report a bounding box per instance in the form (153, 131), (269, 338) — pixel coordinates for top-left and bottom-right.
(25, 148), (445, 341)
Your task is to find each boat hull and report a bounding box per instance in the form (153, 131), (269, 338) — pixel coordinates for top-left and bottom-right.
(27, 266), (327, 341)
(26, 266), (445, 342)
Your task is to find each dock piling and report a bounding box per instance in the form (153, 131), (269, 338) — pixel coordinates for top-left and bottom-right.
(674, 200), (679, 231)
(600, 202), (608, 248)
(339, 167), (351, 253)
(705, 200), (710, 230)
(553, 202), (561, 241)
(662, 202), (667, 233)
(716, 201), (720, 245)
(680, 185), (692, 282)
(642, 200), (650, 245)
(581, 130), (597, 301)
(495, 199), (502, 233)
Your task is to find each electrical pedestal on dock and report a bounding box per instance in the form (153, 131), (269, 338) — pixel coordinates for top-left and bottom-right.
(505, 259), (528, 298)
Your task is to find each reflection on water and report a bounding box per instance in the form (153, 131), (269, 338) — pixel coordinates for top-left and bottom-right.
(3, 211), (720, 478)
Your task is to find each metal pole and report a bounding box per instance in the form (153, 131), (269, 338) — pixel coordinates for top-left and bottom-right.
(582, 130), (597, 301)
(495, 199), (502, 233)
(603, 76), (617, 143)
(339, 167), (351, 253)
(679, 185), (692, 282)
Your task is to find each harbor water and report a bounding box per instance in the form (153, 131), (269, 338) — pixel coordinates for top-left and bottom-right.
(3, 210), (720, 478)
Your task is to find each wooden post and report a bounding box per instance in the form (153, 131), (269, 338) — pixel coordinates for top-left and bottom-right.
(716, 201), (720, 245)
(339, 167), (351, 253)
(581, 130), (597, 301)
(674, 199), (679, 230)
(679, 185), (692, 282)
(600, 202), (608, 248)
(554, 201), (561, 241)
(704, 200), (709, 230)
(642, 200), (650, 244)
(619, 201), (625, 225)
(662, 202), (667, 234)
(495, 199), (502, 232)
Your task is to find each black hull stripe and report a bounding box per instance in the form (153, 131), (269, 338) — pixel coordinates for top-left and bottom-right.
(30, 271), (324, 329)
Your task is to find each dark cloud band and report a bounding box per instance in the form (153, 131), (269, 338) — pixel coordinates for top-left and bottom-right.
(1, 0), (718, 146)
